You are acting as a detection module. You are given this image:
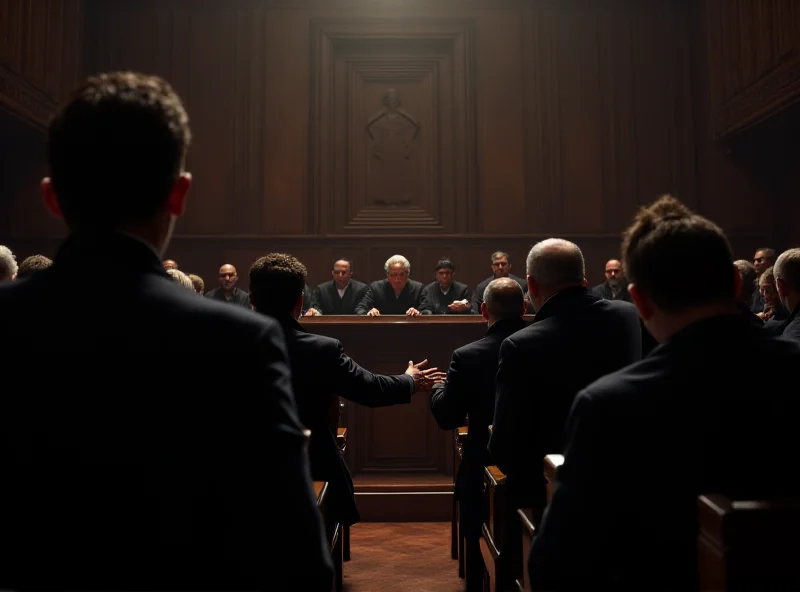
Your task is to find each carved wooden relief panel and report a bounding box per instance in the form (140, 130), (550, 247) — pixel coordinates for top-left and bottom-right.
(310, 19), (477, 234)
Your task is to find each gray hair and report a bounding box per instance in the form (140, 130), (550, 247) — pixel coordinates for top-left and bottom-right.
(385, 254), (411, 274)
(484, 277), (524, 318)
(0, 245), (18, 280)
(734, 259), (758, 297)
(491, 251), (509, 263)
(774, 248), (800, 292)
(167, 268), (195, 291)
(526, 238), (585, 287)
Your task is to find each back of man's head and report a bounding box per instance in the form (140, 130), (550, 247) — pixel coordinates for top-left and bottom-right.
(483, 277), (524, 319)
(17, 255), (53, 280)
(734, 259), (757, 301)
(774, 248), (800, 294)
(622, 195), (734, 312)
(47, 71), (191, 228)
(526, 239), (585, 288)
(249, 253), (307, 315)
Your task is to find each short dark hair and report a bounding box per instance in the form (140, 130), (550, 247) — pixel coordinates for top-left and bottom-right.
(435, 258), (454, 272)
(47, 71), (191, 227)
(755, 247), (777, 261)
(249, 253), (308, 315)
(17, 254), (53, 279)
(334, 258), (353, 271)
(622, 195), (735, 312)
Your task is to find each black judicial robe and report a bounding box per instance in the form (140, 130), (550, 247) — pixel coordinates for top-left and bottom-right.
(422, 280), (473, 315)
(310, 280), (368, 315)
(354, 279), (432, 315)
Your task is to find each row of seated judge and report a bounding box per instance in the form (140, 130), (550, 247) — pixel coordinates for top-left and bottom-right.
(454, 436), (800, 592)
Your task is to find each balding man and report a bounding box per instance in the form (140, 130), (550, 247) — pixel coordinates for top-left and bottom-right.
(204, 263), (250, 308)
(591, 258), (630, 302)
(162, 259), (178, 270)
(775, 248), (800, 344)
(529, 196), (800, 590)
(489, 239), (641, 524)
(430, 277), (528, 585)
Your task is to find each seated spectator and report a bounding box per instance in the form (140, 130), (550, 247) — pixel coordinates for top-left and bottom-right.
(167, 267), (194, 291)
(17, 254), (53, 280)
(0, 245), (17, 282)
(529, 196), (800, 590)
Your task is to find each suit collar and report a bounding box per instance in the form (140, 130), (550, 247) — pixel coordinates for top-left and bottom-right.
(54, 230), (168, 278)
(533, 286), (596, 322)
(486, 316), (528, 338)
(274, 313), (305, 333)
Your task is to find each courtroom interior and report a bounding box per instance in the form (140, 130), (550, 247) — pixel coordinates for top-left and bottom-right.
(2, 0), (800, 590)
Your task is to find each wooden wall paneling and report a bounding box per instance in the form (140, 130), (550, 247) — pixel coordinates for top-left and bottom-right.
(630, 1), (697, 211)
(474, 8), (526, 234)
(0, 0), (82, 128)
(597, 6), (638, 235)
(310, 19), (477, 235)
(263, 9), (308, 236)
(706, 0), (800, 138)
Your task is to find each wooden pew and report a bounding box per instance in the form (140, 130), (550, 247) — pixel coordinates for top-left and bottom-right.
(314, 481), (344, 592)
(336, 427), (350, 561)
(453, 425), (468, 574)
(480, 465), (520, 592)
(698, 494), (800, 591)
(516, 508), (535, 592)
(544, 454), (564, 506)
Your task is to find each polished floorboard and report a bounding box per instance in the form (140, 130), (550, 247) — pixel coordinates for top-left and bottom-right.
(343, 522), (464, 591)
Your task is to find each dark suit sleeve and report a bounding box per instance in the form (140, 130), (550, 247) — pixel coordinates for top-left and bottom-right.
(331, 341), (415, 405)
(528, 391), (614, 590)
(417, 284), (432, 315)
(472, 283), (484, 314)
(354, 286), (376, 315)
(458, 285), (474, 314)
(430, 349), (469, 429)
(301, 286), (312, 315)
(243, 325), (334, 591)
(309, 285), (324, 314)
(488, 337), (517, 474)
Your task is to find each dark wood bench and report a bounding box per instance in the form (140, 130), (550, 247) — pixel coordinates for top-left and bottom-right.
(544, 454), (564, 506)
(453, 426), (468, 573)
(698, 494), (800, 591)
(516, 508), (535, 592)
(480, 465), (520, 592)
(336, 427), (350, 561)
(314, 481), (344, 592)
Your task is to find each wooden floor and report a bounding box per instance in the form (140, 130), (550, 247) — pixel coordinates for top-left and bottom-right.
(343, 522), (464, 591)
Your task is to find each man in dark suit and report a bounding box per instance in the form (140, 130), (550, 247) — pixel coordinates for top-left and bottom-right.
(355, 254), (431, 315)
(489, 238), (642, 522)
(529, 196), (800, 590)
(249, 253), (443, 528)
(0, 72), (333, 591)
(307, 258), (368, 315)
(430, 277), (527, 585)
(422, 257), (473, 314)
(591, 258), (631, 302)
(204, 263), (251, 308)
(775, 248), (800, 344)
(472, 250), (529, 313)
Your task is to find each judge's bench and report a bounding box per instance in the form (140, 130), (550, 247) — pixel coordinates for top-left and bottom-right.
(300, 315), (499, 520)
